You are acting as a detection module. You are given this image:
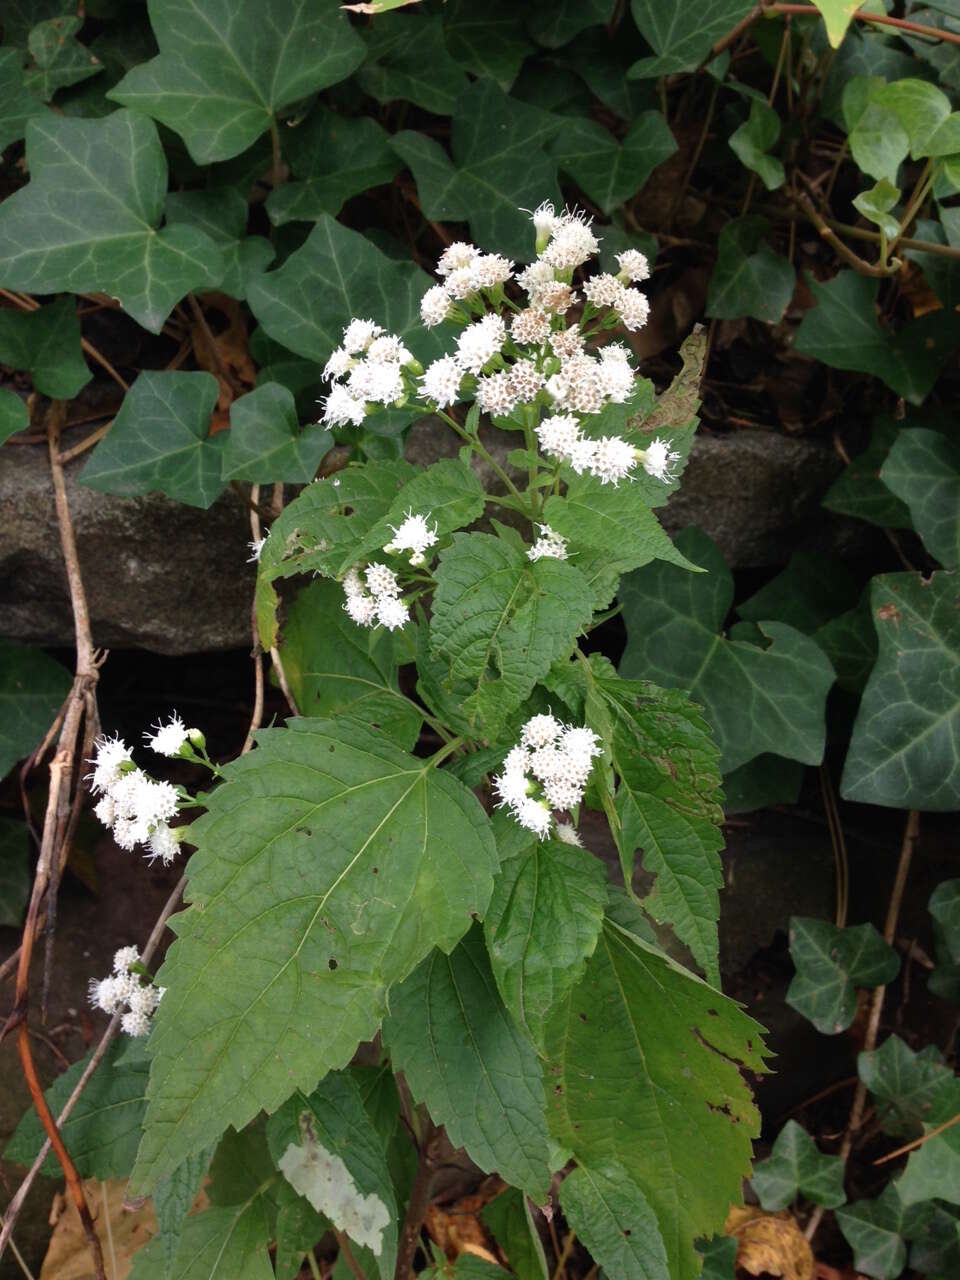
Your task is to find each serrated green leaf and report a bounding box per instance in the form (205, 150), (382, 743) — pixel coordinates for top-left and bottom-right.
(729, 100), (785, 190)
(164, 188), (274, 301)
(550, 111), (676, 215)
(786, 917), (900, 1035)
(357, 14), (469, 116)
(546, 923), (767, 1280)
(837, 1182), (934, 1279)
(628, 0), (755, 77)
(0, 111), (223, 333)
(0, 388), (29, 443)
(351, 458), (486, 568)
(442, 0), (534, 90)
(430, 532), (595, 736)
(0, 818), (30, 929)
(620, 528), (835, 773)
(129, 718), (497, 1193)
(279, 580), (422, 751)
(481, 1188), (548, 1280)
(24, 15), (104, 100)
(0, 639), (72, 781)
(560, 1163), (669, 1280)
(841, 571), (960, 810)
(526, 0), (615, 48)
(793, 271), (960, 404)
(383, 925), (553, 1200)
(706, 215), (795, 321)
(880, 429), (960, 567)
(221, 383), (331, 484)
(5, 1039), (149, 1178)
(0, 297), (90, 399)
(80, 371), (227, 509)
(853, 179), (901, 240)
(738, 552), (858, 634)
(267, 1075), (398, 1276)
(0, 47), (49, 149)
(109, 0), (365, 163)
(153, 1144), (217, 1278)
(275, 1197), (329, 1280)
(821, 415), (913, 529)
(858, 1034), (960, 1138)
(483, 834), (607, 1049)
(751, 1120), (846, 1210)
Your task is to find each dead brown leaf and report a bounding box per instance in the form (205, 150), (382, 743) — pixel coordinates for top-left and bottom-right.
(725, 1204), (814, 1280)
(189, 297), (256, 432)
(40, 1179), (157, 1280)
(425, 1175), (506, 1265)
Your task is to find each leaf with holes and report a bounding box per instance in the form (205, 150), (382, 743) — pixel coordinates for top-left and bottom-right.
(786, 918), (900, 1035)
(0, 639), (72, 781)
(560, 1164), (669, 1280)
(880, 428), (960, 567)
(751, 1120), (846, 1210)
(128, 718), (497, 1193)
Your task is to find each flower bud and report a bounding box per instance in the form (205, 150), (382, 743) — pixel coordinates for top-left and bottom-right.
(187, 727), (206, 750)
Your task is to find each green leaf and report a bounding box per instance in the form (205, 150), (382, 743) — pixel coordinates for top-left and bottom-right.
(738, 552), (857, 634)
(481, 1189), (548, 1280)
(357, 14), (469, 116)
(279, 580), (422, 752)
(880, 429), (960, 567)
(0, 639), (72, 781)
(909, 1202), (960, 1275)
(930, 880), (960, 964)
(559, 1163), (669, 1280)
(5, 1039), (149, 1178)
(751, 1120), (846, 1210)
(793, 271), (960, 404)
(153, 1145), (217, 1278)
(526, 0), (616, 48)
(221, 383), (331, 485)
(697, 1236), (737, 1280)
(109, 0), (365, 163)
(878, 78), (953, 160)
(0, 388), (29, 444)
(546, 923), (767, 1280)
(0, 818), (30, 929)
(483, 834), (607, 1049)
(900, 1123), (960, 1208)
(628, 0), (755, 77)
(267, 1075), (398, 1276)
(0, 110), (223, 333)
(391, 80), (562, 261)
(853, 179), (901, 240)
(442, 0), (534, 90)
(80, 371), (227, 509)
(0, 47), (48, 149)
(24, 15), (103, 100)
(429, 532), (595, 736)
(706, 215), (795, 322)
(842, 80), (909, 185)
(164, 188), (274, 301)
(837, 1182), (934, 1279)
(722, 754), (804, 814)
(821, 415), (913, 529)
(383, 925), (553, 1201)
(352, 458), (487, 568)
(619, 528), (835, 773)
(266, 108), (401, 227)
(841, 571), (960, 810)
(0, 297), (90, 399)
(729, 100), (785, 190)
(907, 216), (960, 312)
(813, 591), (878, 695)
(550, 111), (676, 215)
(129, 718), (497, 1193)
(786, 917), (900, 1035)
(858, 1034), (960, 1138)
(811, 0), (861, 45)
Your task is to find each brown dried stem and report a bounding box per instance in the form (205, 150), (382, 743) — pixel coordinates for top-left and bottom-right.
(394, 1120), (438, 1280)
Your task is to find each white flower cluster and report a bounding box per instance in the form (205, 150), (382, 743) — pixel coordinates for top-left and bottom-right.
(420, 242), (514, 327)
(420, 311), (510, 409)
(493, 713), (602, 840)
(383, 510), (438, 567)
(321, 320), (417, 427)
(88, 946), (164, 1037)
(87, 732), (182, 865)
(527, 525), (568, 562)
(342, 564), (410, 631)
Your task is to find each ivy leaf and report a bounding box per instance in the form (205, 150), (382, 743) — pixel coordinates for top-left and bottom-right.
(821, 415), (913, 529)
(786, 918), (900, 1035)
(858, 1034), (960, 1137)
(80, 371), (228, 509)
(729, 101), (785, 190)
(619, 528), (835, 773)
(751, 1120), (846, 1210)
(128, 717), (497, 1193)
(737, 552), (858, 635)
(550, 111), (676, 215)
(853, 179), (901, 240)
(0, 389), (28, 443)
(266, 109), (401, 227)
(442, 0), (534, 90)
(383, 925), (553, 1201)
(706, 216), (795, 322)
(628, 0), (756, 77)
(483, 834), (607, 1050)
(813, 0), (863, 47)
(880, 428), (960, 567)
(722, 754), (804, 814)
(0, 111), (223, 333)
(0, 297), (90, 399)
(837, 1182), (934, 1280)
(0, 819), (30, 929)
(165, 188), (274, 301)
(267, 1075), (398, 1276)
(0, 639), (72, 781)
(153, 1145), (217, 1278)
(545, 923), (767, 1280)
(878, 78), (954, 159)
(697, 1237), (737, 1280)
(813, 591), (878, 695)
(5, 1039), (149, 1178)
(357, 14), (469, 116)
(793, 271), (960, 404)
(900, 1123), (960, 1208)
(0, 47), (48, 149)
(559, 1164), (669, 1280)
(909, 1203), (960, 1277)
(842, 79), (909, 185)
(109, 0), (365, 163)
(930, 879), (960, 964)
(23, 16), (103, 100)
(279, 580), (423, 752)
(429, 532), (595, 737)
(841, 571), (960, 810)
(221, 383), (332, 485)
(481, 1188), (548, 1280)
(526, 0), (616, 48)
(352, 458), (487, 568)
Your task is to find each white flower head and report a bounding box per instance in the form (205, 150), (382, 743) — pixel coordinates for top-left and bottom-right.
(590, 435), (637, 486)
(341, 318), (383, 354)
(127, 983), (162, 1017)
(343, 567), (366, 600)
(529, 200), (559, 241)
(541, 209), (600, 270)
(247, 536), (267, 564)
(366, 334), (410, 365)
(521, 714), (563, 750)
(470, 253), (513, 289)
(420, 355), (462, 408)
(516, 796), (553, 839)
(94, 794), (115, 828)
(476, 370), (519, 418)
(147, 823), (180, 867)
(508, 360), (545, 403)
(87, 734), (133, 796)
(322, 384), (366, 428)
(347, 359), (404, 406)
(437, 241), (480, 276)
(614, 286), (650, 332)
(365, 563), (400, 598)
(445, 265), (478, 301)
(560, 725), (602, 769)
(121, 1008), (151, 1038)
(89, 976), (123, 1013)
(555, 821), (583, 848)
(527, 525), (568, 562)
(344, 592), (378, 627)
(582, 273), (624, 307)
(616, 249), (651, 283)
(455, 313), (506, 374)
(510, 307), (551, 345)
(567, 436), (598, 475)
(323, 348), (354, 381)
(639, 436), (682, 482)
(376, 594), (409, 632)
(385, 511), (438, 562)
(421, 284), (453, 328)
(536, 413), (581, 460)
(493, 766), (533, 811)
(145, 712), (190, 759)
(516, 260), (555, 303)
(113, 945), (140, 975)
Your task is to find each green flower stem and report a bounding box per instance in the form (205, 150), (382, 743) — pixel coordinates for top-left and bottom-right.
(437, 409), (529, 510)
(888, 157), (937, 258)
(428, 734), (466, 768)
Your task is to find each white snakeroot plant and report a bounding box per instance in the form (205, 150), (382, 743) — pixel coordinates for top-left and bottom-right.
(43, 203), (766, 1280)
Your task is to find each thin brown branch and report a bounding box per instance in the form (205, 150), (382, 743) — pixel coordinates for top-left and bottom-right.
(795, 191), (896, 278)
(874, 1109), (960, 1166)
(394, 1120), (438, 1280)
(335, 1230), (368, 1280)
(57, 422), (113, 465)
(769, 4), (960, 48)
